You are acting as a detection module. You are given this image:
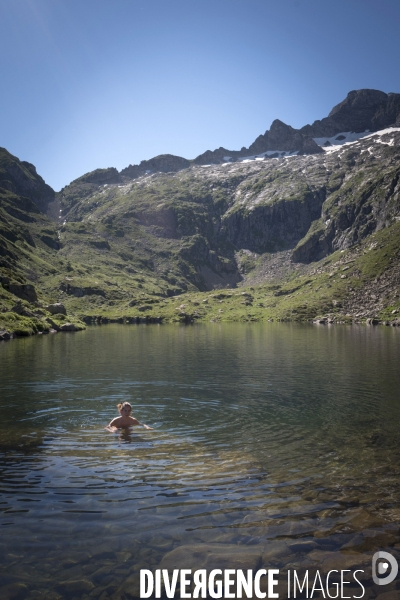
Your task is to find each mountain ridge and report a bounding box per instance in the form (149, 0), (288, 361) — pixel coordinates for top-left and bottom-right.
(66, 88), (400, 189)
(1, 88), (400, 337)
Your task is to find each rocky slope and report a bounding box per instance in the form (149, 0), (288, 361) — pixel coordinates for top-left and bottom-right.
(0, 147), (55, 214)
(0, 150), (84, 337)
(1, 89), (400, 335)
(50, 123), (400, 324)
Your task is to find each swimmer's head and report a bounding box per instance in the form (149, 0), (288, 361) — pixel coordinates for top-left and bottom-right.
(117, 401), (132, 415)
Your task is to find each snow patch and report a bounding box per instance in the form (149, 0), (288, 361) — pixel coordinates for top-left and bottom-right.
(363, 126), (400, 139)
(315, 127), (400, 152)
(238, 149), (299, 162)
(314, 131), (370, 147)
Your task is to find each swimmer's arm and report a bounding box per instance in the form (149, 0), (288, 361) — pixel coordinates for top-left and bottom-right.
(128, 417), (152, 429)
(105, 417), (120, 432)
(104, 425), (118, 432)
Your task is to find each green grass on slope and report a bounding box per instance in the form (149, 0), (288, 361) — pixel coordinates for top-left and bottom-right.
(58, 221), (399, 325)
(2, 139), (400, 335)
(3, 206), (399, 334)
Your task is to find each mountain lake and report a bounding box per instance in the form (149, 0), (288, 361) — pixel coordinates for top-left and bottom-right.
(0, 323), (400, 599)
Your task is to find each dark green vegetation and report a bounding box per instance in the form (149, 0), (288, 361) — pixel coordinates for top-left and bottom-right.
(0, 149), (85, 337)
(1, 127), (400, 337)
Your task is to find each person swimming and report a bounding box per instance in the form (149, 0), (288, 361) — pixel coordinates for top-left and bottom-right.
(105, 401), (153, 432)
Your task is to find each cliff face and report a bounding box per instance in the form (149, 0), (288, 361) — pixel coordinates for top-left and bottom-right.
(292, 129), (400, 262)
(222, 190), (325, 254)
(0, 147), (55, 214)
(57, 126), (400, 284)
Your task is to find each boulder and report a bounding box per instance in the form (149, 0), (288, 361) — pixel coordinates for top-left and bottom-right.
(46, 303), (67, 315)
(60, 323), (78, 332)
(11, 303), (24, 315)
(11, 303), (35, 317)
(366, 318), (379, 325)
(45, 318), (61, 331)
(8, 283), (37, 302)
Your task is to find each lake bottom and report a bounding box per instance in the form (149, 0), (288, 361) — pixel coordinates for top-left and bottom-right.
(1, 323), (400, 599)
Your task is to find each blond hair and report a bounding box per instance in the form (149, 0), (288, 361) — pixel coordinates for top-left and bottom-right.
(117, 401), (132, 411)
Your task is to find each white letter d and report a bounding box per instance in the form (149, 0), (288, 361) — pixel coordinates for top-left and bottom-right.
(141, 570), (154, 598)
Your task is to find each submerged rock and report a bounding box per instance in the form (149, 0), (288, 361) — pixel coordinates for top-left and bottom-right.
(0, 582), (29, 599)
(160, 543), (262, 571)
(55, 578), (95, 595)
(308, 549), (370, 572)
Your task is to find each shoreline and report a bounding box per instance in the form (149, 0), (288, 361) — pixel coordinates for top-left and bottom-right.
(2, 314), (400, 342)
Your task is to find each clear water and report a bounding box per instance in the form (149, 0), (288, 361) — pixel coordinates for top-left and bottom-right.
(1, 323), (400, 599)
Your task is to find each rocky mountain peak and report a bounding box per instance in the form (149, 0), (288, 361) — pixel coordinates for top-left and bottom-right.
(301, 88), (400, 138)
(121, 154), (190, 179)
(20, 161), (38, 175)
(267, 119), (296, 147)
(0, 147), (55, 214)
(269, 118), (293, 133)
(74, 88), (398, 187)
(328, 89), (388, 117)
(245, 118), (322, 157)
(54, 87), (400, 197)
(75, 167), (121, 185)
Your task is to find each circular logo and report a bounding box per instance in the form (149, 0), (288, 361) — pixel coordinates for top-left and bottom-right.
(372, 551), (398, 585)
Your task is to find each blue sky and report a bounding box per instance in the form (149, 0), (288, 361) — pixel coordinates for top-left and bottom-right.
(1, 0), (400, 191)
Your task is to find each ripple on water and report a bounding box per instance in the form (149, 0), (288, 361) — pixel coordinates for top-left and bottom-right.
(0, 323), (400, 596)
